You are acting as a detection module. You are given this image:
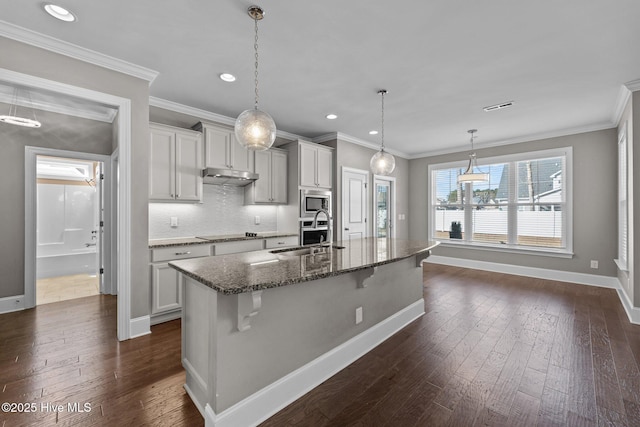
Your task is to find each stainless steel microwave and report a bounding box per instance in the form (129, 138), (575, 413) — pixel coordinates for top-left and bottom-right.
(300, 189), (331, 217)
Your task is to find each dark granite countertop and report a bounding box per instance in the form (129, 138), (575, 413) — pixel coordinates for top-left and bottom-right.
(149, 232), (298, 249)
(169, 238), (439, 295)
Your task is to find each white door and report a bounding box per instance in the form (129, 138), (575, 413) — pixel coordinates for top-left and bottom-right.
(342, 168), (368, 242)
(96, 162), (105, 293)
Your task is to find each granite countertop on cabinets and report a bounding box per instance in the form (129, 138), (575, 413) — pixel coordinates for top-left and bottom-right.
(149, 232), (298, 249)
(169, 238), (439, 295)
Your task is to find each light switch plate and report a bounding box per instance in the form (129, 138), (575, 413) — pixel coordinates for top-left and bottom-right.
(170, 216), (178, 227)
(255, 216), (260, 225)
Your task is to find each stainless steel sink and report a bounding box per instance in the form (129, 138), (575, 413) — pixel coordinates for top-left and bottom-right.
(270, 245), (345, 256)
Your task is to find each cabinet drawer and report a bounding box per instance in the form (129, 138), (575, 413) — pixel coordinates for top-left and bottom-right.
(214, 240), (264, 255)
(151, 244), (212, 262)
(264, 236), (298, 249)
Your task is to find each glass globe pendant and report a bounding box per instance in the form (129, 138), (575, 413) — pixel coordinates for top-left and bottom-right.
(234, 6), (276, 151)
(235, 108), (276, 151)
(370, 148), (396, 176)
(370, 90), (395, 175)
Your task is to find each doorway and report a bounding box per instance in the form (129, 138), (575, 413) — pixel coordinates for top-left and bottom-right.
(35, 154), (107, 304)
(373, 175), (396, 239)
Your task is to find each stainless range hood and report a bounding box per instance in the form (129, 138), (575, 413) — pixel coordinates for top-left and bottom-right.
(202, 167), (258, 186)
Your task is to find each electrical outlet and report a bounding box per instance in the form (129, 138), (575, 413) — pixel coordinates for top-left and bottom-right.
(255, 216), (260, 225)
(170, 216), (178, 227)
(590, 260), (599, 269)
(355, 307), (363, 324)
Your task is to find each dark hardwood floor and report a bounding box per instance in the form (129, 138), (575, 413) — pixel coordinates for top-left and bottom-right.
(0, 295), (203, 427)
(2, 265), (640, 426)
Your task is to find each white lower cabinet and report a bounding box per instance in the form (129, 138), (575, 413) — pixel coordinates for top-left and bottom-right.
(151, 263), (181, 314)
(150, 244), (213, 324)
(265, 236), (298, 249)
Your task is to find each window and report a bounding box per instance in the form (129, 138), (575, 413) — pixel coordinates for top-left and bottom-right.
(617, 124), (628, 270)
(429, 147), (572, 255)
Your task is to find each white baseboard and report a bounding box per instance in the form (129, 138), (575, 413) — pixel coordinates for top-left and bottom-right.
(203, 299), (425, 427)
(130, 315), (151, 338)
(150, 309), (181, 326)
(0, 294), (26, 314)
(616, 286), (640, 324)
(426, 255), (620, 288)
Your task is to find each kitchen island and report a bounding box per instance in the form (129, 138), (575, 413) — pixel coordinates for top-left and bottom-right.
(170, 237), (439, 427)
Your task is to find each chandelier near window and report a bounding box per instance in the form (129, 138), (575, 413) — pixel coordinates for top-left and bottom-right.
(369, 89), (395, 176)
(234, 5), (276, 152)
(457, 129), (488, 183)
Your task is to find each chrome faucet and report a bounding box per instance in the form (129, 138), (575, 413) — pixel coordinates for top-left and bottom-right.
(311, 209), (331, 246)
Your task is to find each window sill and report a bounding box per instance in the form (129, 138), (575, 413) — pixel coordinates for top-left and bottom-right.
(614, 259), (628, 272)
(435, 240), (574, 259)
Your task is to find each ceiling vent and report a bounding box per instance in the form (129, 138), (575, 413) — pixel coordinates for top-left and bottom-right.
(483, 101), (514, 112)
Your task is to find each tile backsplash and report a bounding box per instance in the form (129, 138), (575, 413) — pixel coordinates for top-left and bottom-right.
(149, 185), (279, 239)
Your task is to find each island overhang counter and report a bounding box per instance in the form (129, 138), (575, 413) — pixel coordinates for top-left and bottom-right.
(170, 237), (439, 427)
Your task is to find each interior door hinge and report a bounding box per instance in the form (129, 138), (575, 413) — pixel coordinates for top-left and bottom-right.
(100, 173), (104, 180)
(364, 183), (367, 189)
(100, 268), (104, 274)
(100, 221), (104, 227)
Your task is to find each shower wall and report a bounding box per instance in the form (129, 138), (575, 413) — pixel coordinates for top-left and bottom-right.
(36, 182), (97, 279)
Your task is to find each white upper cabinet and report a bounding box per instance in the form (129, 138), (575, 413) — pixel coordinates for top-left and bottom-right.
(149, 123), (202, 202)
(245, 148), (288, 204)
(299, 142), (332, 189)
(195, 122), (254, 171)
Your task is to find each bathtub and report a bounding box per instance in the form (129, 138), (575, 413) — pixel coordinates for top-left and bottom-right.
(36, 247), (97, 279)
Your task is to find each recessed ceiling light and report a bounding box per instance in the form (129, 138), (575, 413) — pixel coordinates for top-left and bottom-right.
(219, 73), (236, 82)
(326, 114), (338, 120)
(43, 4), (77, 22)
(369, 130), (378, 135)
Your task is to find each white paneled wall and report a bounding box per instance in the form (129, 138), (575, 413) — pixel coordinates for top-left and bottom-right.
(149, 184), (278, 239)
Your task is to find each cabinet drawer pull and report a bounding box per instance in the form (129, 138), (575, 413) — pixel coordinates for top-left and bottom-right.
(278, 241), (285, 245)
(175, 251), (191, 256)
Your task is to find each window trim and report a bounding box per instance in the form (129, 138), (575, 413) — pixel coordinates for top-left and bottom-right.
(616, 122), (629, 271)
(428, 146), (573, 256)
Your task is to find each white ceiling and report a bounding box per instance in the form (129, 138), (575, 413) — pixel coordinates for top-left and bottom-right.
(2, 1), (639, 157)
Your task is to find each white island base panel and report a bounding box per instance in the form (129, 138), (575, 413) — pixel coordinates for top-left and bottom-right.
(181, 256), (425, 427)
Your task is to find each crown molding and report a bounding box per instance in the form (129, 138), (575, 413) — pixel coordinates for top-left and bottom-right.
(612, 84), (632, 126)
(407, 121), (617, 159)
(625, 78), (640, 92)
(313, 132), (409, 159)
(0, 20), (158, 84)
(149, 96), (303, 142)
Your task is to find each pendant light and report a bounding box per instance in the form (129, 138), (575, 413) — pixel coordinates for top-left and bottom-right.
(0, 88), (42, 128)
(457, 129), (488, 183)
(234, 5), (276, 152)
(370, 89), (395, 175)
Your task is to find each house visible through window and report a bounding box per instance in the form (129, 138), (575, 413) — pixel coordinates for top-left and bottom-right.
(429, 147), (572, 255)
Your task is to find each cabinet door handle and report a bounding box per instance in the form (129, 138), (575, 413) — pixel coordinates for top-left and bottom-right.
(278, 241), (285, 245)
(344, 227), (349, 231)
(175, 251), (191, 256)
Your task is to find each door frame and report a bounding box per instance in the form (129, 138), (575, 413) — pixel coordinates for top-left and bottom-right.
(26, 148), (111, 300)
(5, 67), (134, 341)
(341, 166), (369, 241)
(373, 175), (396, 239)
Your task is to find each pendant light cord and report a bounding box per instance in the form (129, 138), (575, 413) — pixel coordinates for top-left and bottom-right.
(380, 90), (386, 151)
(254, 16), (259, 110)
